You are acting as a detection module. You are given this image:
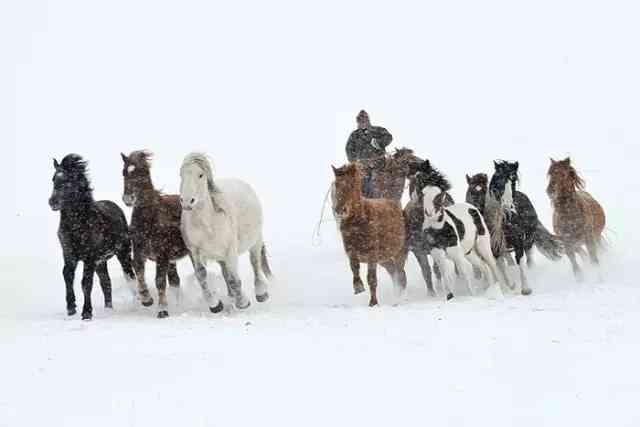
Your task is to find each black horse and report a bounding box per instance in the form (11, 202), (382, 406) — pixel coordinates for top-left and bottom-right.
(478, 161), (563, 295)
(404, 160), (454, 297)
(49, 154), (136, 320)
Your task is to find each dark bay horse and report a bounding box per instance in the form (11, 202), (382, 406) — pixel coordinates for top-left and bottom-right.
(332, 163), (407, 306)
(547, 157), (606, 282)
(121, 150), (190, 318)
(49, 154), (136, 320)
(368, 147), (423, 203)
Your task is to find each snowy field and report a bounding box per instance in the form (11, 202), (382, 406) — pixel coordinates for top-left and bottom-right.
(3, 1), (640, 426)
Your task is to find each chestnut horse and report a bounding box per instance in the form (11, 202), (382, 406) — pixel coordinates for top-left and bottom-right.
(547, 157), (606, 282)
(121, 151), (190, 318)
(332, 163), (407, 306)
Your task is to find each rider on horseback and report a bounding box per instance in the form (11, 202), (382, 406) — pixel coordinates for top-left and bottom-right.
(346, 110), (393, 197)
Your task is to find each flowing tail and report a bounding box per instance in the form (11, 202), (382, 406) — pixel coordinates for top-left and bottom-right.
(261, 244), (273, 279)
(533, 220), (564, 261)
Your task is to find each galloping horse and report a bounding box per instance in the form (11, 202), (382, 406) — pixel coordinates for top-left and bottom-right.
(332, 163), (407, 306)
(547, 157), (606, 282)
(121, 151), (189, 318)
(49, 154), (136, 320)
(484, 161), (564, 295)
(180, 153), (272, 312)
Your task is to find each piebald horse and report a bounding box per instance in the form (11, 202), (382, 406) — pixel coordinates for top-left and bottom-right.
(179, 153), (272, 312)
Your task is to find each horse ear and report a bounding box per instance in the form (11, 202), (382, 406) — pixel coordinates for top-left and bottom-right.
(331, 165), (338, 175)
(563, 157), (571, 165)
(494, 160), (499, 169)
(466, 174), (472, 185)
(419, 160), (430, 172)
(120, 153), (128, 163)
(53, 158), (59, 169)
(550, 157), (557, 164)
(514, 161), (519, 170)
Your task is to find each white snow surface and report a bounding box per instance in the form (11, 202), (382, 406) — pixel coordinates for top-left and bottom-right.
(3, 1), (640, 426)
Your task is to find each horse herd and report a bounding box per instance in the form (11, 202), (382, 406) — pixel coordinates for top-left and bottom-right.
(48, 149), (606, 320)
(330, 149), (606, 307)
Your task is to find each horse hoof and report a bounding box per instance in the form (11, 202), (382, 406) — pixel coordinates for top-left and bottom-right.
(369, 301), (378, 307)
(256, 292), (270, 303)
(521, 288), (532, 296)
(157, 310), (169, 319)
(446, 292), (454, 301)
(236, 299), (251, 310)
(67, 307), (77, 316)
(209, 301), (224, 314)
(141, 298), (154, 307)
(354, 286), (365, 295)
(105, 302), (113, 309)
(81, 312), (92, 321)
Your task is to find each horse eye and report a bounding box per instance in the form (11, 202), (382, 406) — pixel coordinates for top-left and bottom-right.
(199, 174), (204, 179)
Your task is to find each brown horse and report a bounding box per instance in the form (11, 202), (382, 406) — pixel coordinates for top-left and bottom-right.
(121, 150), (190, 318)
(332, 163), (407, 306)
(547, 157), (606, 282)
(367, 147), (423, 203)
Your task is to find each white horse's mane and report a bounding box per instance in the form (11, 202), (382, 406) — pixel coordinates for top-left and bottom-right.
(181, 152), (225, 212)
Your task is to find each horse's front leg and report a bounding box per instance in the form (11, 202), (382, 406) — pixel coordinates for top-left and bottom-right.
(155, 258), (170, 318)
(366, 263), (378, 307)
(413, 249), (435, 297)
(515, 247), (532, 295)
(219, 257), (250, 310)
(62, 257), (78, 316)
(81, 260), (96, 320)
(565, 245), (584, 283)
(430, 248), (454, 300)
(132, 249), (153, 307)
(349, 257), (365, 295)
(189, 254), (223, 314)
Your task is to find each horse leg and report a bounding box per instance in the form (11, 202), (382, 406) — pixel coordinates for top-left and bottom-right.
(167, 263), (180, 288)
(413, 249), (436, 297)
(466, 250), (490, 291)
(95, 262), (113, 309)
(585, 236), (604, 282)
(515, 246), (532, 295)
(62, 257), (78, 316)
(116, 246), (137, 300)
(80, 260), (96, 320)
(349, 257), (365, 295)
(250, 244), (270, 303)
(366, 263), (378, 307)
(132, 251), (153, 307)
(189, 254), (223, 314)
(566, 246), (584, 283)
(219, 258), (250, 310)
(155, 258), (170, 318)
(446, 246), (475, 296)
(430, 249), (454, 300)
(525, 247), (536, 269)
(380, 260), (407, 300)
(476, 236), (508, 293)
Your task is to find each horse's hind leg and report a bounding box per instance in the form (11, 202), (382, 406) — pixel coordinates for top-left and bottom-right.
(366, 263), (378, 307)
(220, 257), (250, 310)
(81, 260), (96, 320)
(349, 257), (365, 295)
(167, 263), (180, 288)
(95, 262), (113, 309)
(380, 259), (407, 300)
(116, 246), (137, 300)
(249, 244), (270, 303)
(413, 249), (436, 297)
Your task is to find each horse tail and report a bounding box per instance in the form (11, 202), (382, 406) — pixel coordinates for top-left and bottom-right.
(533, 220), (564, 261)
(261, 244), (273, 279)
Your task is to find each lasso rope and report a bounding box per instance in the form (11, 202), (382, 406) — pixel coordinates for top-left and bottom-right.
(311, 183), (336, 247)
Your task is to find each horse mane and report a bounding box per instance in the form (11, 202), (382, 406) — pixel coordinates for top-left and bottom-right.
(415, 163), (451, 193)
(128, 150), (153, 171)
(59, 153), (93, 192)
(181, 152), (226, 212)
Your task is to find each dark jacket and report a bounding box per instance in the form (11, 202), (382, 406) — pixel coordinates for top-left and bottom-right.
(345, 126), (393, 162)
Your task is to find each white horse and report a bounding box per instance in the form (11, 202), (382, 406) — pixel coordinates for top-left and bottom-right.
(421, 185), (505, 298)
(179, 153), (272, 312)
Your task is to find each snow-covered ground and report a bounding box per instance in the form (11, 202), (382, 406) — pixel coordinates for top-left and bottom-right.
(3, 1), (640, 426)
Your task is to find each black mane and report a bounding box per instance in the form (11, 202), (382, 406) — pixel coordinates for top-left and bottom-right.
(412, 160), (452, 193)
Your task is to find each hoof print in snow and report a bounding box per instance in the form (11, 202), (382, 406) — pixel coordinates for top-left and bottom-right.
(157, 310), (169, 319)
(210, 301), (224, 314)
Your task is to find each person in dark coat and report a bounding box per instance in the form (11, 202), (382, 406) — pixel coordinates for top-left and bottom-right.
(345, 110), (393, 197)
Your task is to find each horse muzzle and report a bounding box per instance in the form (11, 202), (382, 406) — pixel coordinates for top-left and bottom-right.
(122, 194), (136, 207)
(49, 197), (61, 211)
